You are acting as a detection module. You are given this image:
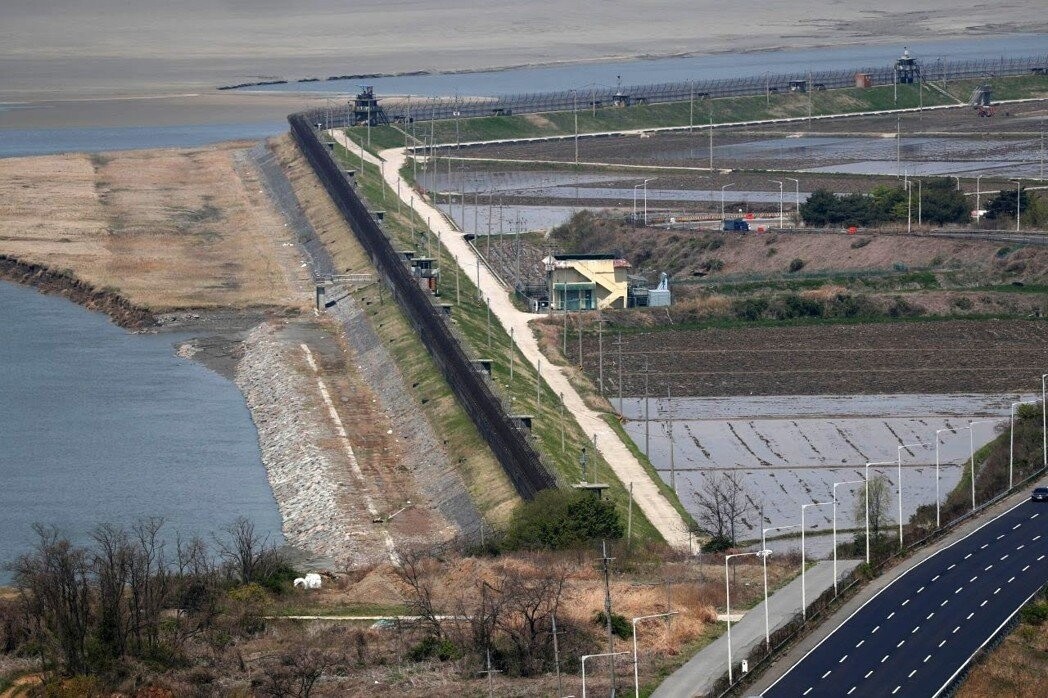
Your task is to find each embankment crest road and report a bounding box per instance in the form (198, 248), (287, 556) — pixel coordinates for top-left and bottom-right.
(762, 499), (1047, 697)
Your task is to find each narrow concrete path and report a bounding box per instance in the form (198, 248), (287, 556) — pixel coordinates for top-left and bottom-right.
(652, 559), (862, 698)
(326, 128), (690, 548)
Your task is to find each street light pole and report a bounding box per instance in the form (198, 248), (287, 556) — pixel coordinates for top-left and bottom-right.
(785, 177), (800, 225)
(761, 525), (797, 649)
(642, 178), (656, 226)
(967, 421), (995, 510)
(975, 174), (983, 222)
(632, 183), (643, 226)
(581, 652), (629, 698)
(897, 441), (928, 547)
(632, 612), (678, 696)
(832, 480), (863, 596)
(800, 502), (832, 620)
(1011, 399), (1039, 489)
(1016, 179), (1022, 232)
(725, 551), (771, 682)
(864, 461), (895, 564)
(770, 180), (783, 229)
(720, 183), (735, 222)
(1043, 374), (1048, 470)
(573, 90), (579, 165)
(935, 428), (959, 528)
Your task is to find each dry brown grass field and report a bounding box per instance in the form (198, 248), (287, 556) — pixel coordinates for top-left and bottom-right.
(0, 144), (308, 311)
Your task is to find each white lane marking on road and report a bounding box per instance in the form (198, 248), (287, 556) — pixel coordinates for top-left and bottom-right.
(996, 535), (1005, 540)
(995, 587), (1002, 594)
(803, 688), (813, 696)
(1033, 534), (1042, 541)
(981, 543), (989, 549)
(897, 640), (906, 648)
(939, 640), (947, 647)
(947, 564), (956, 570)
(901, 599), (910, 606)
(927, 612), (935, 620)
(985, 564), (993, 571)
(865, 670), (874, 679)
(967, 612), (975, 620)
(1023, 565), (1030, 572)
(970, 576), (978, 583)
(941, 599), (949, 607)
(1039, 555), (1046, 561)
(964, 553), (973, 559)
(981, 600), (988, 607)
(1033, 513), (1040, 519)
(912, 625), (921, 634)
(909, 669), (918, 678)
(839, 655), (848, 663)
(954, 586), (964, 595)
(953, 626), (961, 634)
(856, 640), (865, 648)
(931, 575), (940, 581)
(1017, 544), (1025, 550)
(881, 654), (890, 663)
(1001, 554), (1009, 560)
(924, 654), (932, 663)
(1008, 576), (1016, 583)
(918, 586), (925, 593)
(848, 688), (857, 695)
(892, 686), (901, 694)
(872, 625), (880, 634)
(822, 670), (832, 679)
(887, 611), (895, 619)
(1012, 523), (1021, 530)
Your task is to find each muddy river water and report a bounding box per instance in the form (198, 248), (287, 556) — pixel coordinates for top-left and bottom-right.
(0, 281), (282, 582)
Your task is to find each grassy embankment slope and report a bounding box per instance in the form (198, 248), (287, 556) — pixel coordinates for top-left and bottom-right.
(0, 146), (307, 312)
(305, 137), (690, 539)
(354, 73), (1048, 153)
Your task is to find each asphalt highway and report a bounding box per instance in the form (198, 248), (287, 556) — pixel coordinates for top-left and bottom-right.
(762, 498), (1048, 697)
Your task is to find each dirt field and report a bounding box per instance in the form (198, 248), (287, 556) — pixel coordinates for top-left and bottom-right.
(575, 320), (1048, 397)
(0, 143), (309, 312)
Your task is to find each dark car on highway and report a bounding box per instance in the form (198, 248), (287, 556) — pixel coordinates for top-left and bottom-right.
(1032, 486), (1048, 502)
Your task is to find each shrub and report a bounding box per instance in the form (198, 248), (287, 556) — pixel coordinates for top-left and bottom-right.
(593, 611), (633, 639)
(1020, 601), (1048, 626)
(767, 247), (778, 257)
(732, 298), (769, 321)
(951, 296), (974, 311)
(504, 489), (624, 551)
(850, 237), (871, 249)
(787, 258), (806, 273)
(408, 636), (461, 662)
(701, 535), (733, 553)
(706, 258), (725, 272)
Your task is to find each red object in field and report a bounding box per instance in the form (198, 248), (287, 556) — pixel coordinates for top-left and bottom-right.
(848, 226), (858, 234)
(757, 226), (765, 233)
(745, 213), (755, 220)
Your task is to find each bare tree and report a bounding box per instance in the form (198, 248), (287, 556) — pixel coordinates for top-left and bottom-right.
(259, 646), (337, 698)
(91, 524), (132, 660)
(393, 548), (445, 639)
(12, 525), (92, 675)
(127, 517), (170, 656)
(494, 559), (568, 676)
(855, 474), (892, 543)
(692, 471), (756, 546)
(215, 516), (277, 584)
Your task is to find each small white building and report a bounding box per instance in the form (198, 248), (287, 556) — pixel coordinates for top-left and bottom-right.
(544, 253), (631, 311)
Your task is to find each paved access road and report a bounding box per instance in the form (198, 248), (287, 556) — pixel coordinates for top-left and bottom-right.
(763, 499), (1048, 697)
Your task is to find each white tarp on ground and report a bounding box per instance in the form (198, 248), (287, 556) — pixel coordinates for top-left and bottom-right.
(621, 393), (1036, 546)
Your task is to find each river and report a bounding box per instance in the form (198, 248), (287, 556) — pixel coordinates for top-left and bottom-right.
(0, 281), (282, 582)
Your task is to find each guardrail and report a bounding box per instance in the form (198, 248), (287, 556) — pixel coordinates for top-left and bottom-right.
(288, 113), (557, 499)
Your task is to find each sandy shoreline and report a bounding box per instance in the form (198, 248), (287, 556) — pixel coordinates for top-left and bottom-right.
(2, 1), (1045, 130)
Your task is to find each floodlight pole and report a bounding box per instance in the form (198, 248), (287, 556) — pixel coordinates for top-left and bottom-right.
(786, 177), (800, 225)
(770, 180), (784, 228)
(720, 183), (735, 221)
(725, 550), (770, 682)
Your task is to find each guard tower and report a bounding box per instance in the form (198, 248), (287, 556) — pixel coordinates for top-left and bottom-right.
(353, 86), (388, 126)
(894, 48), (920, 84)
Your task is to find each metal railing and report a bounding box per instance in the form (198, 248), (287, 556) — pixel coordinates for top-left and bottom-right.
(289, 113), (557, 499)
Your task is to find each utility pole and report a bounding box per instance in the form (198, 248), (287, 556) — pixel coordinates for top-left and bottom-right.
(644, 357), (650, 458)
(600, 541), (618, 696)
(668, 386), (676, 493)
(536, 358), (542, 406)
(597, 311), (604, 396)
(617, 332), (624, 415)
(708, 101), (714, 170)
(486, 298), (491, 350)
(509, 327), (515, 381)
(560, 392), (566, 453)
(573, 89), (579, 165)
(455, 255), (460, 304)
(551, 615), (564, 697)
(689, 81), (694, 132)
(578, 311), (583, 367)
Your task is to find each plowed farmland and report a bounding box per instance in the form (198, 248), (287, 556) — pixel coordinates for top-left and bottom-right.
(583, 319), (1048, 397)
